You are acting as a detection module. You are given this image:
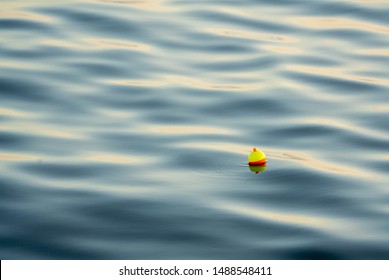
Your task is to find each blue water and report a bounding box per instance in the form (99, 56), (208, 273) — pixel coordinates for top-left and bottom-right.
(1, 0), (389, 260)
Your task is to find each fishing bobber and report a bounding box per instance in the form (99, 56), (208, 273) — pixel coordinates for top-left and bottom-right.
(248, 148), (266, 166)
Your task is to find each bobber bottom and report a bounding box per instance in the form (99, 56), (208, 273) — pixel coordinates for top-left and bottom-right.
(248, 159), (267, 166)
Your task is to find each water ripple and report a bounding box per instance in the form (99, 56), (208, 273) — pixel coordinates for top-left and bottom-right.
(1, 0), (389, 259)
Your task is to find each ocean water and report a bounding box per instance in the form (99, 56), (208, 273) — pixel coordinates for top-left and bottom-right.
(1, 0), (389, 260)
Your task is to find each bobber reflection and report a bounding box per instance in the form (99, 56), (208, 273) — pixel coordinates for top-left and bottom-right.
(249, 163), (267, 174)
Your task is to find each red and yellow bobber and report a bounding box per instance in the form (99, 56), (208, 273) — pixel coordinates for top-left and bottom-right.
(248, 148), (266, 166)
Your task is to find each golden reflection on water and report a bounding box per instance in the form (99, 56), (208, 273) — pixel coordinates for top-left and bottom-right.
(287, 65), (389, 87)
(178, 142), (251, 155)
(148, 125), (236, 135)
(3, 123), (86, 140)
(269, 148), (375, 179)
(310, 117), (389, 140)
(91, 0), (174, 12)
(207, 28), (297, 43)
(0, 108), (33, 118)
(211, 200), (333, 229)
(372, 105), (389, 112)
(107, 79), (167, 87)
(0, 59), (50, 71)
(42, 39), (80, 49)
(0, 151), (150, 165)
(207, 200), (375, 239)
(0, 153), (40, 161)
(0, 0), (74, 15)
(85, 38), (151, 51)
(357, 48), (389, 56)
(168, 75), (263, 91)
(42, 37), (151, 52)
(0, 12), (54, 23)
(294, 17), (389, 34)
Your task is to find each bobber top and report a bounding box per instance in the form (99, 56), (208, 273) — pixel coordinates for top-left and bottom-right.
(248, 147), (266, 166)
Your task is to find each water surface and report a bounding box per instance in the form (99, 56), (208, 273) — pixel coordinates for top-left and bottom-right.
(1, 0), (389, 259)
